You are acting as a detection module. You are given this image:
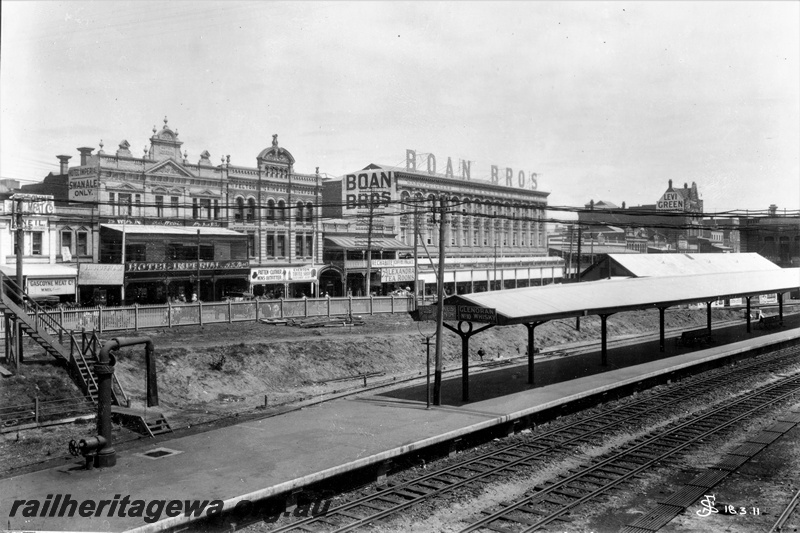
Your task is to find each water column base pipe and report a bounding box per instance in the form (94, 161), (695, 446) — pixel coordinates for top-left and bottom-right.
(94, 336), (156, 468)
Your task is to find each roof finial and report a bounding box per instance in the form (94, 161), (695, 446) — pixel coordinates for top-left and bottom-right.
(153, 125), (157, 135)
(99, 139), (104, 150)
(164, 116), (168, 126)
(272, 134), (278, 148)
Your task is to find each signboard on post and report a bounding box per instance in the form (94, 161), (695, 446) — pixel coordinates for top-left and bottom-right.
(414, 304), (496, 323)
(457, 305), (497, 323)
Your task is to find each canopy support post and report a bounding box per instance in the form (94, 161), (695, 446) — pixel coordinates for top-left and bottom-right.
(600, 314), (614, 366)
(658, 307), (667, 352)
(779, 293), (784, 325)
(706, 301), (713, 334)
(524, 321), (547, 385)
(746, 296), (752, 333)
(443, 321), (494, 403)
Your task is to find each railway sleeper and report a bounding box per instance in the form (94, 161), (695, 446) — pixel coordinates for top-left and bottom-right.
(355, 501), (388, 512)
(391, 489), (426, 500)
(332, 509), (367, 520)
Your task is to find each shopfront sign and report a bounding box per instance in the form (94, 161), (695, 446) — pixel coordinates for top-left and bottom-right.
(10, 218), (48, 230)
(79, 264), (125, 285)
(9, 194), (55, 215)
(126, 260), (249, 273)
(381, 267), (414, 283)
(414, 304), (497, 323)
(405, 149), (538, 190)
(27, 277), (76, 297)
(250, 266), (318, 283)
(371, 259), (414, 268)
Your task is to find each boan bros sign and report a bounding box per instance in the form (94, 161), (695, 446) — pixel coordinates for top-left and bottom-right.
(343, 170), (395, 212)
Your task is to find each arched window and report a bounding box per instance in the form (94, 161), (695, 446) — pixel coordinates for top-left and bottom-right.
(235, 197), (244, 222)
(278, 200), (286, 221)
(306, 202), (314, 223)
(247, 198), (256, 221)
(267, 199), (275, 221)
(296, 201), (305, 223)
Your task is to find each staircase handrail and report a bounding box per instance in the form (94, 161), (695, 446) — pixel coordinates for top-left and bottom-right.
(0, 271), (71, 350)
(70, 333), (99, 397)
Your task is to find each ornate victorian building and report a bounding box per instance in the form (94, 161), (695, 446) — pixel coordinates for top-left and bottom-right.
(321, 161), (563, 297)
(61, 118), (323, 303)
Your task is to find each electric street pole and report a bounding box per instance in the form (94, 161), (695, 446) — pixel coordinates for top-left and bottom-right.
(433, 195), (447, 406)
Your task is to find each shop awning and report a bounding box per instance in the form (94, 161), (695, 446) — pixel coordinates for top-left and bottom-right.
(324, 236), (413, 250)
(0, 264), (77, 277)
(101, 224), (246, 237)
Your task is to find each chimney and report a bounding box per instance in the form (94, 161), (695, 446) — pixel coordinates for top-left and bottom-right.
(56, 155), (72, 175)
(589, 199), (595, 210)
(769, 204), (778, 216)
(622, 201), (626, 209)
(668, 179), (673, 189)
(77, 147), (94, 166)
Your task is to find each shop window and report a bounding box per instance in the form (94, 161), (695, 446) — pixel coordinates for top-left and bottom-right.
(170, 196), (180, 218)
(61, 231), (73, 254)
(77, 232), (88, 256)
(296, 235), (303, 257)
(267, 235), (275, 258)
(267, 200), (275, 221)
(247, 198), (256, 221)
(277, 235), (286, 257)
(31, 232), (43, 255)
(125, 243), (146, 262)
(155, 195), (164, 218)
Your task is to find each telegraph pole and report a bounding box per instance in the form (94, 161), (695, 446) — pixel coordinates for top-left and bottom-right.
(433, 195), (447, 406)
(363, 201), (377, 297)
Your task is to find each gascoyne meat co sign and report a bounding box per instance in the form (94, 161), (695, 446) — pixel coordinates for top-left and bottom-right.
(405, 149), (538, 190)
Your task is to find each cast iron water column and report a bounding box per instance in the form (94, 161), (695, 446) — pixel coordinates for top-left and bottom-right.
(95, 336), (157, 468)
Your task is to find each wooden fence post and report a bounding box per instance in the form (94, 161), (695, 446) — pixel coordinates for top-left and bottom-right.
(168, 301), (172, 328)
(35, 395), (39, 424)
(279, 298), (284, 318)
(98, 307), (103, 334)
(198, 301), (203, 326)
(304, 297), (309, 317)
(327, 295), (331, 317)
(228, 300), (233, 323)
(134, 303), (139, 332)
(255, 300), (259, 321)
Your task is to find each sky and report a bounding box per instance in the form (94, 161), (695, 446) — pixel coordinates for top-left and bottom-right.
(1, 1), (798, 216)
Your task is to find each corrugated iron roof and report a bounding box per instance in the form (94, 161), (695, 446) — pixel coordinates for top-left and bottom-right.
(324, 236), (413, 250)
(603, 253), (778, 277)
(445, 268), (800, 325)
(101, 224), (246, 237)
(0, 264), (77, 277)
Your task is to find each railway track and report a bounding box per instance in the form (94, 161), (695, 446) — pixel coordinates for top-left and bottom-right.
(461, 372), (800, 533)
(249, 344), (800, 533)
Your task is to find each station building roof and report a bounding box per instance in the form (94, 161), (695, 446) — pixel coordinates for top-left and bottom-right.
(581, 252), (779, 280)
(444, 268), (800, 326)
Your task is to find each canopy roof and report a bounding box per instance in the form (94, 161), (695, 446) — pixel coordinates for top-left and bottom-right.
(593, 252), (779, 278)
(0, 264), (77, 277)
(101, 224), (246, 237)
(445, 268), (800, 326)
(324, 236), (413, 250)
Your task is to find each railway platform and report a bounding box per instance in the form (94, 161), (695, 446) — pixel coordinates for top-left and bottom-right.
(2, 316), (800, 533)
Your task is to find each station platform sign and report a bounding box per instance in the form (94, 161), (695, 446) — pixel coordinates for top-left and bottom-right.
(412, 304), (497, 323)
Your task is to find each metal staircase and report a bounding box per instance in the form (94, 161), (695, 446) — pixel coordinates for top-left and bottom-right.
(2, 272), (170, 437)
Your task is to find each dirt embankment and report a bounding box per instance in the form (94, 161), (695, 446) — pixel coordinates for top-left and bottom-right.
(106, 308), (742, 424)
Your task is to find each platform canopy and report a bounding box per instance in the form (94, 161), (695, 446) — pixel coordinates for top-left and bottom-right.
(445, 268), (800, 326)
(583, 252), (780, 279)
